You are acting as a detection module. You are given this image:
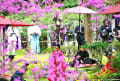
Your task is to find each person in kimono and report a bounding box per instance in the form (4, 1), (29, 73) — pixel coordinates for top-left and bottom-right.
(70, 48), (89, 67)
(6, 26), (18, 56)
(64, 23), (74, 56)
(99, 19), (112, 42)
(28, 20), (41, 54)
(94, 51), (117, 76)
(48, 44), (66, 81)
(113, 28), (120, 41)
(75, 20), (85, 49)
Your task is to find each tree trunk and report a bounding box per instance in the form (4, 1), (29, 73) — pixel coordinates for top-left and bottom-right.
(84, 14), (92, 44)
(83, 0), (93, 44)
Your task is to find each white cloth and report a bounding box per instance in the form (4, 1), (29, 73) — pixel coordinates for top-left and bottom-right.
(6, 27), (18, 55)
(65, 41), (73, 56)
(28, 25), (41, 42)
(6, 27), (18, 42)
(28, 25), (41, 53)
(112, 19), (115, 32)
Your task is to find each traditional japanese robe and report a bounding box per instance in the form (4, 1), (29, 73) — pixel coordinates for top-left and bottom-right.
(6, 27), (18, 55)
(70, 50), (89, 67)
(48, 51), (66, 81)
(28, 25), (41, 54)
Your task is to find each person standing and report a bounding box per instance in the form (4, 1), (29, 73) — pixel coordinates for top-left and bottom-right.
(6, 26), (18, 56)
(48, 44), (66, 81)
(99, 19), (112, 42)
(64, 24), (74, 56)
(28, 20), (41, 54)
(75, 20), (85, 49)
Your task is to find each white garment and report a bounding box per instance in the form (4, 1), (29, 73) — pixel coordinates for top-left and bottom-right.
(65, 41), (73, 56)
(28, 25), (41, 42)
(6, 27), (18, 55)
(65, 41), (73, 46)
(6, 27), (18, 42)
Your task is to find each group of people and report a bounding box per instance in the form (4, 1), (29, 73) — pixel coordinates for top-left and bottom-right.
(1, 18), (120, 81)
(99, 19), (120, 42)
(64, 20), (85, 49)
(64, 19), (120, 50)
(4, 20), (41, 57)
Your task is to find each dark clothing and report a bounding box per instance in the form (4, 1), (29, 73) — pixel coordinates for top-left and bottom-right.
(75, 26), (85, 48)
(70, 50), (89, 67)
(99, 25), (112, 42)
(64, 28), (74, 41)
(10, 71), (24, 81)
(83, 58), (97, 64)
(116, 26), (120, 30)
(75, 50), (89, 61)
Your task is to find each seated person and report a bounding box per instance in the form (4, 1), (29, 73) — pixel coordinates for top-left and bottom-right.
(70, 48), (89, 67)
(48, 44), (66, 81)
(94, 51), (117, 76)
(113, 28), (120, 41)
(78, 56), (97, 68)
(10, 63), (29, 81)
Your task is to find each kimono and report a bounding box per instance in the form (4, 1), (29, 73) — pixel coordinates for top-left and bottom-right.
(70, 50), (89, 67)
(48, 51), (66, 81)
(28, 25), (41, 54)
(6, 27), (18, 55)
(74, 26), (85, 48)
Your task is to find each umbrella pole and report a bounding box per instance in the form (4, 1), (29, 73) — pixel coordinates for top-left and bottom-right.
(79, 14), (80, 27)
(79, 14), (81, 49)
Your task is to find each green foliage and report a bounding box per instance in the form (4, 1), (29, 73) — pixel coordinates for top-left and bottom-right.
(42, 47), (54, 54)
(61, 46), (78, 55)
(112, 41), (120, 48)
(111, 53), (120, 70)
(105, 71), (120, 79)
(81, 42), (109, 49)
(60, 0), (79, 10)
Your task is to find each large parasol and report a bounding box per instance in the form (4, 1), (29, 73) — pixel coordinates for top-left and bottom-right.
(0, 16), (34, 26)
(100, 2), (120, 14)
(63, 4), (98, 26)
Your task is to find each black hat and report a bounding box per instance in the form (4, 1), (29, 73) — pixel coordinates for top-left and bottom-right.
(31, 20), (35, 22)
